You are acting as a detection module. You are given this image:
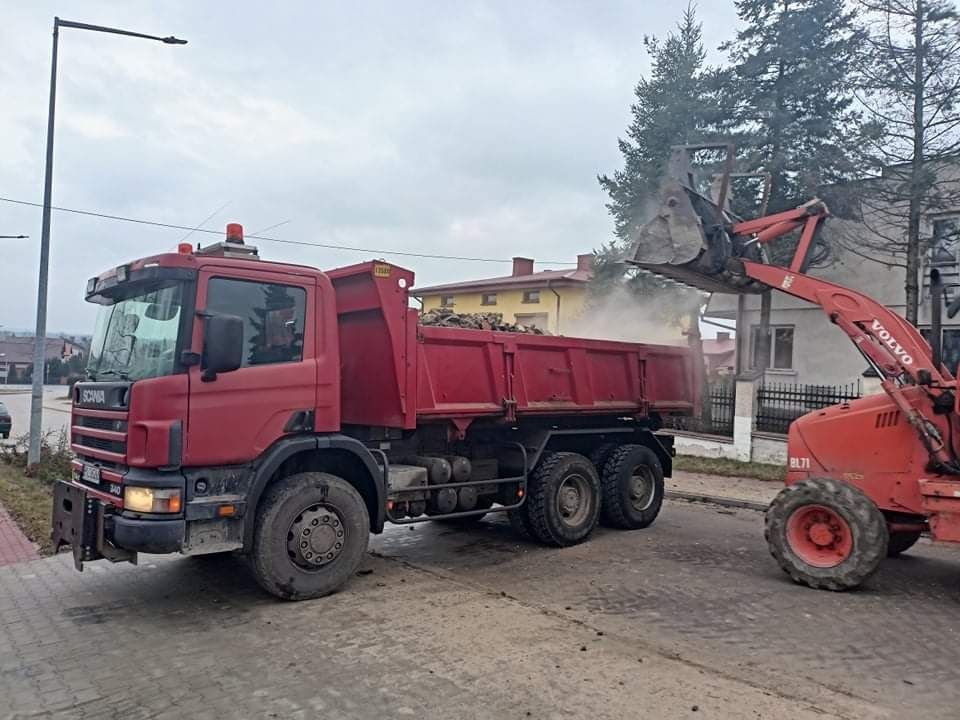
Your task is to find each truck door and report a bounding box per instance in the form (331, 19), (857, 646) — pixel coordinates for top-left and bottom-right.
(186, 267), (318, 467)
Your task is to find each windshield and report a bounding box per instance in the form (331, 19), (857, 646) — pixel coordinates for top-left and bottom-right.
(87, 282), (185, 382)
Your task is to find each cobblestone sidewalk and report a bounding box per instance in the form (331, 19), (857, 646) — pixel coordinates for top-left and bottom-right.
(0, 502), (39, 567)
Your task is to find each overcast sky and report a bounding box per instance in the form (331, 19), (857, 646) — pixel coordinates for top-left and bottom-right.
(0, 1), (737, 334)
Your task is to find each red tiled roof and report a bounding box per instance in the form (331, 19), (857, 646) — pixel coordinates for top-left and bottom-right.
(0, 337), (71, 365)
(702, 337), (736, 356)
(414, 267), (592, 295)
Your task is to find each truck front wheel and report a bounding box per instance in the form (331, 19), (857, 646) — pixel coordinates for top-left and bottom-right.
(251, 471), (370, 601)
(525, 452), (600, 547)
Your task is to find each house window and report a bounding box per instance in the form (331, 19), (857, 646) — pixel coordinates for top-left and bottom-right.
(522, 289), (540, 304)
(750, 325), (794, 370)
(930, 215), (960, 299)
(440, 295), (455, 307)
(481, 292), (497, 306)
(921, 327), (960, 374)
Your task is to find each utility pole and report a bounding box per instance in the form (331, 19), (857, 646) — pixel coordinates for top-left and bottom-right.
(27, 17), (186, 468)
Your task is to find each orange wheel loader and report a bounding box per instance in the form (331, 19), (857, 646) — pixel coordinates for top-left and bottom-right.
(632, 144), (960, 590)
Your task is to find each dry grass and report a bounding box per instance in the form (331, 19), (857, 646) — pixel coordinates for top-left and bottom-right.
(673, 455), (786, 482)
(0, 463), (54, 553)
(0, 431), (71, 554)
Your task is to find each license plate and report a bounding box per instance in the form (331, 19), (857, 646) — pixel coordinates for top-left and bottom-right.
(82, 464), (101, 485)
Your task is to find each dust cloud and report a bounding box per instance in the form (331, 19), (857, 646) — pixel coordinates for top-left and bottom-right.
(564, 284), (692, 346)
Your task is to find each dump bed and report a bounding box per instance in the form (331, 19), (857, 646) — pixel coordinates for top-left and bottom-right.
(328, 261), (698, 430)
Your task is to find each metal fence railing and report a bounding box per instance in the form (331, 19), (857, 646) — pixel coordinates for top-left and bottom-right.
(755, 381), (862, 435)
(663, 378), (735, 437)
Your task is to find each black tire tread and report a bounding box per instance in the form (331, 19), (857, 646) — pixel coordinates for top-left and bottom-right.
(251, 471), (369, 601)
(887, 529), (922, 557)
(599, 444), (664, 529)
(525, 451), (600, 547)
(765, 477), (887, 591)
(589, 442), (619, 473)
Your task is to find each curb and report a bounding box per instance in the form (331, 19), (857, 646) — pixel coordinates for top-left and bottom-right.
(666, 490), (769, 513)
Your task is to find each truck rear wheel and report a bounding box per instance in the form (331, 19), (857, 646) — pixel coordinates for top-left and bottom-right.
(765, 478), (887, 591)
(599, 445), (664, 530)
(251, 471), (369, 601)
(525, 452), (600, 547)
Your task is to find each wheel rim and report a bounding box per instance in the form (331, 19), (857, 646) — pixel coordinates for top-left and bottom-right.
(786, 504), (853, 568)
(556, 473), (592, 527)
(286, 503), (347, 570)
(628, 465), (656, 512)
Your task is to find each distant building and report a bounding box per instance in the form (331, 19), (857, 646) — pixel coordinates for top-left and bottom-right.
(0, 335), (85, 384)
(702, 331), (736, 376)
(414, 255), (594, 335)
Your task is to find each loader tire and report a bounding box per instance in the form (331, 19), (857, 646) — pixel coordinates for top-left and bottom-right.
(599, 444), (664, 530)
(765, 478), (887, 591)
(251, 472), (369, 601)
(887, 530), (922, 557)
(525, 452), (600, 547)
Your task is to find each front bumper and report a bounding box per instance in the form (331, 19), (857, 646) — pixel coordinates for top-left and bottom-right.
(51, 480), (184, 570)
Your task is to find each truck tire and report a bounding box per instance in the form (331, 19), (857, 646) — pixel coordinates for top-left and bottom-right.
(508, 504), (535, 539)
(251, 471), (369, 601)
(765, 478), (887, 591)
(589, 442), (618, 473)
(599, 445), (664, 530)
(525, 452), (600, 547)
(887, 530), (922, 557)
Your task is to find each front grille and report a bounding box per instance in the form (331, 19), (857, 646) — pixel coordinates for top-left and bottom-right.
(72, 433), (126, 456)
(75, 415), (127, 432)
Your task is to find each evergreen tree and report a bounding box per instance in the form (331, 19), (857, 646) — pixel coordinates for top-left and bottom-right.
(599, 4), (721, 242)
(595, 5), (714, 329)
(722, 0), (860, 214)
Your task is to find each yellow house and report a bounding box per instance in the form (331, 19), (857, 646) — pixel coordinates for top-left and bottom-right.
(414, 255), (594, 335)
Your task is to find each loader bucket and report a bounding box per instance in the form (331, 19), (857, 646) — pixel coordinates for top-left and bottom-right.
(628, 179), (765, 294)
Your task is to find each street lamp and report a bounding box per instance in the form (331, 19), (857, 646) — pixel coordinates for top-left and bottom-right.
(27, 17), (187, 467)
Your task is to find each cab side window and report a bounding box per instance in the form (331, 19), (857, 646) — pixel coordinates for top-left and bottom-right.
(206, 278), (306, 366)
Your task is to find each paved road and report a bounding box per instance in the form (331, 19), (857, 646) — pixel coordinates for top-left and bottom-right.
(1, 500), (958, 718)
(0, 386), (71, 444)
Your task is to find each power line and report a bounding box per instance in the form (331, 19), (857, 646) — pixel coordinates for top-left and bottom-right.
(177, 199), (232, 244)
(0, 196), (572, 266)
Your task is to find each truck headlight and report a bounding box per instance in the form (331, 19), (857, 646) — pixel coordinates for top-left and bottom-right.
(124, 487), (182, 513)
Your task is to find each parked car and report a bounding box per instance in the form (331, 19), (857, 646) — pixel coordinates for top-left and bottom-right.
(0, 401), (10, 439)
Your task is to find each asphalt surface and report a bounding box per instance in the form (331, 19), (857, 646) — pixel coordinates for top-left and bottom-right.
(0, 386), (71, 444)
(2, 499), (959, 718)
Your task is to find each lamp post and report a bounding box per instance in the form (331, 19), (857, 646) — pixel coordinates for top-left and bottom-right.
(27, 18), (186, 467)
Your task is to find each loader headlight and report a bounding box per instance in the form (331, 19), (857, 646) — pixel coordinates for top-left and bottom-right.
(124, 486), (182, 514)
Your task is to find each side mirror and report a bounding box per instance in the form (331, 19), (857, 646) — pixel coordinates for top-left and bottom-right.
(202, 314), (243, 381)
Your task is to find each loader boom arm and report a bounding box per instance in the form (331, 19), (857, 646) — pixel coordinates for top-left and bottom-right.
(630, 144), (960, 472)
(726, 201), (946, 387)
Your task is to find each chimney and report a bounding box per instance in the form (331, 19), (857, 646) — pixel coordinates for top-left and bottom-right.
(512, 257), (534, 277)
(576, 253), (594, 272)
(717, 332), (730, 341)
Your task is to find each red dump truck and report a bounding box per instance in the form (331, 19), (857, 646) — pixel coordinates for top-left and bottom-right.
(52, 226), (698, 599)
